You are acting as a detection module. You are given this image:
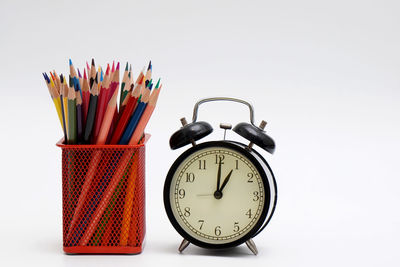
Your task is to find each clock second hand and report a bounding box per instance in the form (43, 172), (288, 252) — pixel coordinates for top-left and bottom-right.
(196, 193), (214, 197)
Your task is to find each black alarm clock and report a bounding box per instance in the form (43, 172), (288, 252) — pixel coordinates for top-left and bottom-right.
(163, 97), (277, 255)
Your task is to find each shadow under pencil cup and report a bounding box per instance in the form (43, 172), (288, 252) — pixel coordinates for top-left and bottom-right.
(57, 134), (149, 254)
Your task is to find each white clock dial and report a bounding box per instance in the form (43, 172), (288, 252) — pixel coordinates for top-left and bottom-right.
(169, 146), (265, 244)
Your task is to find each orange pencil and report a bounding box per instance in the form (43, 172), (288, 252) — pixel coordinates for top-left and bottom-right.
(97, 86), (119, 144)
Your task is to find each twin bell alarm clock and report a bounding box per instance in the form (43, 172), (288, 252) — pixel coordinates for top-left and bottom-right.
(163, 97), (277, 255)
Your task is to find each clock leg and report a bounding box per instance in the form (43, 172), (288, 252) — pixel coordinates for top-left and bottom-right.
(245, 238), (258, 255)
(178, 239), (190, 253)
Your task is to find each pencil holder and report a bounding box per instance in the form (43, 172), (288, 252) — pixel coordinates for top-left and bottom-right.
(56, 134), (149, 254)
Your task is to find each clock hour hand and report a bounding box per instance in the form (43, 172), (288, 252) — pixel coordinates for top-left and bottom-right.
(219, 169), (233, 193)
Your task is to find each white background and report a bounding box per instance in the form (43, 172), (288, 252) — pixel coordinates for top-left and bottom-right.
(0, 0), (399, 266)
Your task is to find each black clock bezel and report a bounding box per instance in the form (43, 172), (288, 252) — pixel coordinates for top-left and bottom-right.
(163, 141), (275, 249)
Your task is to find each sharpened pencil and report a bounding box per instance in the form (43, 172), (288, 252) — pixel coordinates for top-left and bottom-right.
(67, 80), (77, 144)
(83, 74), (99, 143)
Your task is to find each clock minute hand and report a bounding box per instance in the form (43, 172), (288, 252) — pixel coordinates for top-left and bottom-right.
(219, 169), (233, 193)
(216, 161), (222, 191)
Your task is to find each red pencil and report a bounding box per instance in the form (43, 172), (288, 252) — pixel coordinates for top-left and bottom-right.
(92, 64), (112, 142)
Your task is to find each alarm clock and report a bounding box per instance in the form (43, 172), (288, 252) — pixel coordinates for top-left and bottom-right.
(163, 97), (277, 255)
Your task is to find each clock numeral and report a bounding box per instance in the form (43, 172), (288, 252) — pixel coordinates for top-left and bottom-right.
(185, 172), (195, 183)
(198, 160), (206, 170)
(247, 173), (254, 183)
(198, 220), (204, 230)
(214, 226), (221, 236)
(245, 209), (252, 218)
(233, 222), (240, 232)
(184, 207), (191, 217)
(235, 160), (239, 170)
(215, 154), (225, 164)
(178, 189), (185, 199)
(253, 191), (259, 201)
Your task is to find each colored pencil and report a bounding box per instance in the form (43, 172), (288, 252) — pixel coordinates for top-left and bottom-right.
(43, 73), (64, 131)
(104, 63), (120, 141)
(82, 69), (90, 126)
(67, 81), (77, 144)
(97, 85), (119, 144)
(86, 61), (90, 76)
(89, 59), (96, 88)
(144, 60), (152, 87)
(83, 74), (99, 143)
(93, 65), (112, 143)
(128, 64), (133, 89)
(52, 70), (61, 91)
(69, 59), (78, 80)
(77, 68), (83, 89)
(74, 77), (83, 143)
(119, 62), (130, 106)
(59, 75), (68, 142)
(62, 76), (69, 136)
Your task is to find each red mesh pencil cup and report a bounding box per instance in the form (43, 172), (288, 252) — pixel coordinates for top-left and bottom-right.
(56, 134), (149, 254)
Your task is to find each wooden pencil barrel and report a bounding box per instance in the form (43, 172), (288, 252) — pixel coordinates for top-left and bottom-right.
(56, 134), (149, 254)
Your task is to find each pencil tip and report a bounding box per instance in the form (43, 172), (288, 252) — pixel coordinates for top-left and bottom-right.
(116, 62), (120, 70)
(84, 68), (87, 79)
(78, 68), (82, 78)
(125, 62), (129, 71)
(69, 59), (73, 66)
(147, 60), (152, 70)
(60, 74), (64, 83)
(91, 58), (95, 66)
(155, 78), (161, 89)
(112, 61), (115, 72)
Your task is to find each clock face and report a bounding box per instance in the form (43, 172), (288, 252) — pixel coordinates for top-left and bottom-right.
(165, 142), (269, 247)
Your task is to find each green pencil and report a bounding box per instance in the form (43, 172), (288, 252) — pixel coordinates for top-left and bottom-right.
(119, 62), (130, 106)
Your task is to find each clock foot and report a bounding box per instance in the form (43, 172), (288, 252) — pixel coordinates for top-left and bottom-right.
(245, 238), (258, 255)
(178, 239), (190, 253)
